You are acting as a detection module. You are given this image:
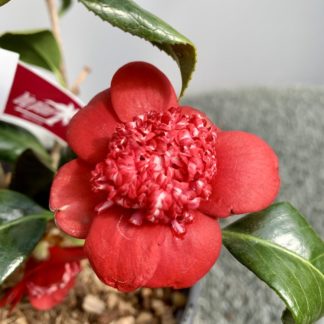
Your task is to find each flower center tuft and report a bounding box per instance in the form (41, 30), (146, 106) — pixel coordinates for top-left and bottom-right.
(91, 107), (217, 236)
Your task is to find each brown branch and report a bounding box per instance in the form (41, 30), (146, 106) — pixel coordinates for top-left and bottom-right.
(45, 0), (68, 169)
(50, 141), (62, 170)
(70, 66), (91, 95)
(45, 0), (68, 85)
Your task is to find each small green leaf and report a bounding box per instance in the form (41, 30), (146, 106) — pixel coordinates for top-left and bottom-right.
(58, 146), (77, 167)
(0, 121), (51, 164)
(78, 0), (196, 96)
(0, 0), (11, 6)
(222, 202), (324, 324)
(59, 0), (73, 16)
(0, 30), (65, 86)
(10, 149), (54, 209)
(0, 190), (53, 284)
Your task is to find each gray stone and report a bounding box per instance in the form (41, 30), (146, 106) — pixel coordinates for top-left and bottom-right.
(183, 87), (324, 324)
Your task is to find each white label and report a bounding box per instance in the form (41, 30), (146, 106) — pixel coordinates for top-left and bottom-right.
(0, 49), (19, 112)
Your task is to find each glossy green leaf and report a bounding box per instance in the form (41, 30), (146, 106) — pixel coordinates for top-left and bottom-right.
(79, 0), (196, 96)
(10, 149), (54, 209)
(0, 121), (50, 164)
(222, 202), (324, 324)
(0, 30), (64, 86)
(0, 0), (11, 6)
(0, 190), (53, 284)
(59, 0), (73, 16)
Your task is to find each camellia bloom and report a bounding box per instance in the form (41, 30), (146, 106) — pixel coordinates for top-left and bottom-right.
(0, 247), (85, 310)
(50, 62), (280, 292)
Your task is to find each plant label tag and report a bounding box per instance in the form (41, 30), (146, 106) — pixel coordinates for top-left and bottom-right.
(0, 48), (19, 111)
(0, 48), (83, 144)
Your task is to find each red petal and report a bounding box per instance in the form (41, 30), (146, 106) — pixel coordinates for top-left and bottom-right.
(85, 208), (221, 291)
(28, 276), (77, 310)
(0, 281), (26, 311)
(67, 89), (120, 164)
(145, 211), (222, 289)
(27, 260), (81, 310)
(46, 246), (85, 264)
(85, 207), (162, 292)
(200, 131), (280, 217)
(0, 248), (85, 311)
(111, 62), (178, 122)
(50, 159), (105, 238)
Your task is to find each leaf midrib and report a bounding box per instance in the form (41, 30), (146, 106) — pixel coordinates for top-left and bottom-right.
(0, 212), (53, 231)
(222, 230), (324, 279)
(79, 0), (196, 96)
(85, 0), (191, 44)
(223, 230), (324, 323)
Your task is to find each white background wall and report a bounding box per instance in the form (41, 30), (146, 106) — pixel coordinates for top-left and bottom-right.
(1, 0), (324, 102)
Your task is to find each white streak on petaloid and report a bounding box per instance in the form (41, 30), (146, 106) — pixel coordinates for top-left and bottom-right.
(155, 192), (166, 209)
(58, 204), (69, 211)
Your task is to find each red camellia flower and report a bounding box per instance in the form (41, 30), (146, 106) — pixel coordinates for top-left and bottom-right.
(50, 62), (280, 292)
(0, 247), (85, 310)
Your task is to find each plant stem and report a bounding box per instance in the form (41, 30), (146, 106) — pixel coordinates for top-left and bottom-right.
(45, 0), (68, 85)
(51, 141), (62, 170)
(45, 0), (67, 169)
(70, 66), (91, 95)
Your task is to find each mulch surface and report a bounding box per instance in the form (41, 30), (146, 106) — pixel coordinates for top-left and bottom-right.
(0, 261), (187, 324)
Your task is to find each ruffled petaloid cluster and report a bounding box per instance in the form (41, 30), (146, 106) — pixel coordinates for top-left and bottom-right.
(91, 107), (218, 235)
(50, 62), (280, 292)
